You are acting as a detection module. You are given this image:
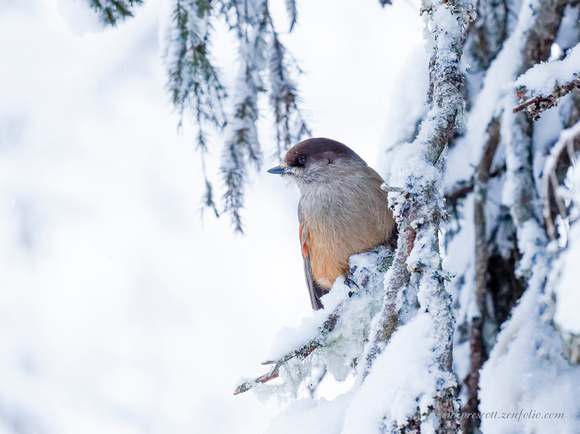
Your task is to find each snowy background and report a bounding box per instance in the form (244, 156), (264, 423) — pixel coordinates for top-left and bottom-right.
(0, 1), (423, 433)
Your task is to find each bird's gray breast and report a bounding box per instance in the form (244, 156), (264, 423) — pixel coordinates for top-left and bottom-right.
(297, 170), (390, 242)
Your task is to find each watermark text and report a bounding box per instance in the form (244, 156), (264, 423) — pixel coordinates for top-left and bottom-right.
(437, 409), (565, 423)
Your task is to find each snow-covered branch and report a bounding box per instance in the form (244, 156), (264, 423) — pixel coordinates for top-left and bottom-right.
(474, 1), (580, 429)
(547, 125), (580, 350)
(514, 77), (580, 120)
(512, 10), (579, 120)
(267, 30), (311, 158)
(233, 322), (330, 395)
(234, 247), (394, 399)
(478, 103), (580, 432)
(343, 0), (473, 431)
(516, 41), (580, 95)
(160, 0), (310, 231)
(162, 0), (228, 217)
(458, 115), (501, 431)
(220, 0), (267, 232)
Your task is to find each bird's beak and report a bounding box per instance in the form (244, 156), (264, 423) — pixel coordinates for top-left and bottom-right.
(267, 165), (291, 175)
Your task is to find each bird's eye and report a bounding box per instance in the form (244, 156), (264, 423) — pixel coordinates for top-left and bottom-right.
(298, 154), (308, 165)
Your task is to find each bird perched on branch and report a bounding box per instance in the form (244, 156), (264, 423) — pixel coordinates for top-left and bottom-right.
(268, 138), (396, 310)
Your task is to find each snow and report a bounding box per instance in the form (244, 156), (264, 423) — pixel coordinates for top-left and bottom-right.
(379, 48), (429, 182)
(555, 5), (580, 51)
(553, 218), (580, 333)
(479, 275), (580, 433)
(265, 313), (458, 434)
(555, 231), (580, 323)
(532, 106), (565, 188)
(342, 314), (455, 434)
(515, 42), (580, 96)
(265, 393), (353, 434)
(480, 175), (580, 433)
(265, 304), (336, 363)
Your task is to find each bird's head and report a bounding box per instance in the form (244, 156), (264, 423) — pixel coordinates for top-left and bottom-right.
(267, 138), (366, 188)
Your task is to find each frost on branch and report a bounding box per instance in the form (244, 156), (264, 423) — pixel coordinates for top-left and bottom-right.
(234, 246), (395, 398)
(161, 0), (310, 231)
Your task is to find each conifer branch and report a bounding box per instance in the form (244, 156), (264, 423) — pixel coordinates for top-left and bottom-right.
(267, 29), (311, 158)
(85, 0), (143, 25)
(161, 0), (309, 232)
(284, 0), (298, 31)
(219, 0), (268, 232)
(165, 0), (227, 128)
(196, 125), (220, 218)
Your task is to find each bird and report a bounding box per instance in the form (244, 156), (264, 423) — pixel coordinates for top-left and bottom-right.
(268, 137), (396, 310)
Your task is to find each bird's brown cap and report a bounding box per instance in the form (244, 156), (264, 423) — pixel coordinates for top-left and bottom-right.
(283, 138), (365, 168)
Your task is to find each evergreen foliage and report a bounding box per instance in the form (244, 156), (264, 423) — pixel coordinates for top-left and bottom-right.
(162, 0), (309, 232)
(91, 0), (310, 231)
(85, 0), (144, 25)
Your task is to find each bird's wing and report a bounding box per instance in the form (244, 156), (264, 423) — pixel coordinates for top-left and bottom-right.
(300, 223), (325, 310)
(367, 166), (399, 248)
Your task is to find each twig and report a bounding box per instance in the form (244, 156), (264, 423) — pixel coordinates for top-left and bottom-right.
(381, 183), (406, 193)
(234, 364), (281, 395)
(513, 77), (580, 120)
(233, 313), (338, 395)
